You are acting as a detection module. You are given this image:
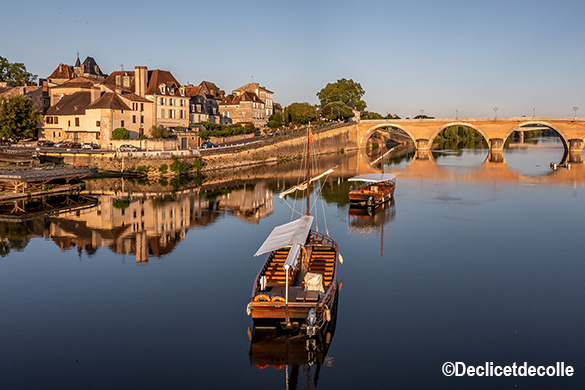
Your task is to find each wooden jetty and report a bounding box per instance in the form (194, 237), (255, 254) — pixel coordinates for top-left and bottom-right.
(0, 165), (98, 196)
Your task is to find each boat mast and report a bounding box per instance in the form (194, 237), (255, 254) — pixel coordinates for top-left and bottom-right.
(306, 124), (311, 216)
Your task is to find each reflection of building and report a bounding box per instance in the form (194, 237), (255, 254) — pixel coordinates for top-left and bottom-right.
(44, 182), (274, 262)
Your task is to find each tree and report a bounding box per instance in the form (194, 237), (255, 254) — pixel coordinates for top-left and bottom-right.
(150, 124), (170, 139)
(0, 95), (40, 139)
(284, 103), (316, 125)
(0, 56), (37, 86)
(112, 127), (129, 139)
(317, 78), (366, 111)
(361, 111), (384, 120)
(267, 112), (283, 129)
(324, 102), (354, 120)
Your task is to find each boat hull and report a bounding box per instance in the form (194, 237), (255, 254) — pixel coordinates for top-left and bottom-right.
(349, 184), (395, 207)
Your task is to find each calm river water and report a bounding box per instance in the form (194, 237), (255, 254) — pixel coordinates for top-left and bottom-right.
(0, 136), (583, 389)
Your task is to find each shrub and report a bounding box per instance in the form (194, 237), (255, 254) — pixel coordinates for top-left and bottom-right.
(159, 164), (168, 174)
(169, 155), (192, 175)
(112, 127), (129, 139)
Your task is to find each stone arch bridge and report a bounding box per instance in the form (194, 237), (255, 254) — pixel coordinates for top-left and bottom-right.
(355, 117), (585, 155)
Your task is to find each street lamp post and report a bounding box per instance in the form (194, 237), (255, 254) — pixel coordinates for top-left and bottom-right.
(573, 106), (578, 120)
(493, 107), (498, 120)
(533, 108), (535, 119)
(420, 109), (424, 122)
(456, 109), (458, 120)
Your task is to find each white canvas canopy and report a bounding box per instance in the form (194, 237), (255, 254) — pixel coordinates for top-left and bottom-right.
(348, 173), (396, 183)
(254, 215), (314, 257)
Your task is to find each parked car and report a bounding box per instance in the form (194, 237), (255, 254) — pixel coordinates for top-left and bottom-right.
(201, 141), (217, 148)
(37, 140), (55, 147)
(81, 142), (99, 150)
(119, 144), (140, 152)
(255, 130), (263, 136)
(54, 141), (68, 148)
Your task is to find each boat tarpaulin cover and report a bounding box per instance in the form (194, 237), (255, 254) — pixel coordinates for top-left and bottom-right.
(254, 215), (314, 257)
(348, 173), (396, 183)
(304, 272), (324, 293)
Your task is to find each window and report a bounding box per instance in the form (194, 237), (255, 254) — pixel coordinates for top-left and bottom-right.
(53, 131), (55, 137)
(133, 115), (136, 124)
(169, 98), (174, 106)
(140, 116), (144, 124)
(55, 117), (58, 124)
(96, 133), (100, 140)
(96, 121), (101, 127)
(121, 120), (125, 127)
(161, 109), (165, 119)
(140, 103), (144, 111)
(47, 117), (53, 124)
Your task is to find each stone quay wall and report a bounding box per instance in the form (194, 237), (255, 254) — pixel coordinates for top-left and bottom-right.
(45, 124), (359, 173)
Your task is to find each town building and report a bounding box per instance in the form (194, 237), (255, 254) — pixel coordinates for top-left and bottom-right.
(233, 83), (273, 118)
(186, 81), (224, 124)
(219, 91), (266, 127)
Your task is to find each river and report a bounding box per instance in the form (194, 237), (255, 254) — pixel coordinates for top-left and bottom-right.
(0, 136), (583, 389)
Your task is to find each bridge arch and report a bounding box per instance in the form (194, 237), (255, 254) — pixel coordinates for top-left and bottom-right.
(359, 123), (416, 148)
(429, 122), (491, 145)
(507, 121), (570, 149)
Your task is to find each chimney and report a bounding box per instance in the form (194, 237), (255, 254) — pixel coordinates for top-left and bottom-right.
(135, 66), (147, 97)
(90, 88), (101, 103)
(115, 75), (121, 85)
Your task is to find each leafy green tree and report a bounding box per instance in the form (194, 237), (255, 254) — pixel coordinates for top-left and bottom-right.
(324, 101), (354, 120)
(284, 103), (316, 125)
(112, 127), (129, 139)
(361, 111), (384, 120)
(317, 78), (366, 111)
(0, 56), (37, 86)
(150, 124), (169, 138)
(0, 95), (40, 139)
(267, 112), (283, 128)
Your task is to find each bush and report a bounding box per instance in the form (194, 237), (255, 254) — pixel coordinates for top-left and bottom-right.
(159, 164), (168, 174)
(112, 127), (129, 139)
(150, 124), (169, 139)
(169, 155), (192, 175)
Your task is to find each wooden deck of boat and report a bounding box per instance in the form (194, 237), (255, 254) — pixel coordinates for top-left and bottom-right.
(307, 248), (336, 288)
(264, 248), (293, 286)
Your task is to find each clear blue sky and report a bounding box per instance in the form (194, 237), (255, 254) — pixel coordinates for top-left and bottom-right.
(2, 0), (583, 118)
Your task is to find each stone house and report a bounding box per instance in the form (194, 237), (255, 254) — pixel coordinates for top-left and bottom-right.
(219, 91), (266, 127)
(186, 81), (224, 124)
(233, 82), (274, 119)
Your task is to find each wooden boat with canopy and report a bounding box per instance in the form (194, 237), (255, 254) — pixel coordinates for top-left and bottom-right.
(247, 128), (340, 336)
(348, 173), (396, 207)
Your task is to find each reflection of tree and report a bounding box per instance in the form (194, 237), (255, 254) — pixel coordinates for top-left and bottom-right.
(320, 180), (351, 206)
(0, 220), (44, 256)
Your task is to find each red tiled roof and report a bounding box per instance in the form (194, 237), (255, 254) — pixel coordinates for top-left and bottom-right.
(220, 91), (264, 105)
(87, 92), (131, 111)
(48, 63), (75, 80)
(46, 91), (91, 116)
(145, 69), (183, 96)
(51, 77), (96, 89)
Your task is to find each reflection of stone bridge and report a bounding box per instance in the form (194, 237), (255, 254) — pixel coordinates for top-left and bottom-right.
(356, 117), (585, 154)
(355, 148), (585, 186)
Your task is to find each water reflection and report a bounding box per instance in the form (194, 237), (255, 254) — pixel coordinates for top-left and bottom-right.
(0, 183), (273, 262)
(248, 292), (338, 390)
(1, 138), (583, 262)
